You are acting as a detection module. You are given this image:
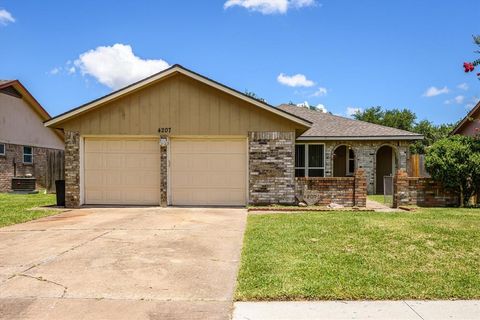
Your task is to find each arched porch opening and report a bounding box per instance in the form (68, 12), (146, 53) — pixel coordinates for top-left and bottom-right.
(333, 145), (355, 177)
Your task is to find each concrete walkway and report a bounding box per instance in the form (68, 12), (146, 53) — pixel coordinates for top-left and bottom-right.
(366, 199), (400, 212)
(233, 301), (480, 320)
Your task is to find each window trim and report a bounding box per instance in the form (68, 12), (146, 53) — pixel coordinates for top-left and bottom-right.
(0, 143), (5, 156)
(23, 146), (33, 164)
(346, 146), (355, 176)
(295, 143), (326, 177)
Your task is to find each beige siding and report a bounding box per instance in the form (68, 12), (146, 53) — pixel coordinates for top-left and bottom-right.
(0, 93), (64, 149)
(61, 74), (298, 135)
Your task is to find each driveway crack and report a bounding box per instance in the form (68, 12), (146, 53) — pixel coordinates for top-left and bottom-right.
(21, 230), (112, 274)
(17, 274), (68, 298)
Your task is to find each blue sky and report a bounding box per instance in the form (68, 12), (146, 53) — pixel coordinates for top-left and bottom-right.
(1, 0), (479, 125)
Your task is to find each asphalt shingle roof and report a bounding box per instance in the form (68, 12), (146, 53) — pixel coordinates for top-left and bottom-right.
(278, 104), (423, 139)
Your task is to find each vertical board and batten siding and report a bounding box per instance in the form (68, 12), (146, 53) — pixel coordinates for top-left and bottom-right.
(60, 74), (298, 135)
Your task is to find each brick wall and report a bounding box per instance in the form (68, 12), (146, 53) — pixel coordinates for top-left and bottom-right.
(64, 131), (80, 208)
(0, 143), (57, 192)
(295, 169), (367, 207)
(321, 140), (410, 194)
(248, 131), (296, 205)
(393, 169), (458, 207)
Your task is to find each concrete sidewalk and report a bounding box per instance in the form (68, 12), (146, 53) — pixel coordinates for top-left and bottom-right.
(233, 300), (480, 320)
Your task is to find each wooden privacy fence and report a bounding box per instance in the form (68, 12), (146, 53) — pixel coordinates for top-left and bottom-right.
(46, 149), (65, 193)
(408, 154), (430, 178)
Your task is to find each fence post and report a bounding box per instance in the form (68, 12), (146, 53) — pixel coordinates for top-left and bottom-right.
(393, 169), (409, 208)
(354, 168), (367, 207)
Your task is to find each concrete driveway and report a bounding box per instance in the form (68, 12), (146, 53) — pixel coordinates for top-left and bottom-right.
(0, 207), (247, 320)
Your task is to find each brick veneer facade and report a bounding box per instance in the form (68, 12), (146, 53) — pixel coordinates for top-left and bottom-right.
(393, 169), (458, 207)
(64, 131), (80, 208)
(0, 142), (57, 192)
(295, 168), (367, 207)
(321, 140), (410, 194)
(248, 131), (296, 205)
(160, 138), (168, 207)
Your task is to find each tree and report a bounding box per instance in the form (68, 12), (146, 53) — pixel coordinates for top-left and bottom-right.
(354, 106), (452, 154)
(410, 120), (454, 154)
(425, 135), (480, 206)
(463, 35), (480, 79)
(244, 90), (266, 103)
(353, 107), (416, 131)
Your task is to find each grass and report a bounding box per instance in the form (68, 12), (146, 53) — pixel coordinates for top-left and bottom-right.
(367, 194), (392, 205)
(0, 192), (58, 228)
(235, 208), (480, 300)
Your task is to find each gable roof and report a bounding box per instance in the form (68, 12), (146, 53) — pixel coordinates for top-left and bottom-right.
(45, 64), (312, 128)
(0, 80), (52, 120)
(0, 79), (64, 141)
(278, 104), (423, 140)
(451, 100), (480, 135)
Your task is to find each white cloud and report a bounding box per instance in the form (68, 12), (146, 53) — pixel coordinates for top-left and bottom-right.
(445, 95), (466, 105)
(67, 66), (76, 74)
(277, 73), (315, 87)
(457, 83), (469, 91)
(296, 101), (327, 113)
(224, 0), (315, 14)
(73, 43), (170, 90)
(49, 67), (61, 75)
(0, 9), (15, 25)
(311, 87), (328, 97)
(422, 86), (449, 97)
(346, 107), (362, 117)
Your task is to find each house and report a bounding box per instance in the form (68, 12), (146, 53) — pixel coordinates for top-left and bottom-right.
(451, 100), (480, 137)
(0, 80), (64, 192)
(45, 65), (422, 208)
(277, 105), (423, 194)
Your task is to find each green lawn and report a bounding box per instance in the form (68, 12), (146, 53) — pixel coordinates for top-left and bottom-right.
(236, 208), (480, 300)
(0, 192), (58, 228)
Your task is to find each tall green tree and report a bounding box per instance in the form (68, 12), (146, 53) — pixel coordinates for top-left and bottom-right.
(353, 106), (453, 154)
(425, 135), (480, 206)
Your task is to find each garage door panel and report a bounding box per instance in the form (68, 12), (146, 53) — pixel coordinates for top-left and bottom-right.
(171, 138), (246, 206)
(85, 138), (160, 205)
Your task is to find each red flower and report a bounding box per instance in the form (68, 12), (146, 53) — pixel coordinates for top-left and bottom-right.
(464, 62), (475, 72)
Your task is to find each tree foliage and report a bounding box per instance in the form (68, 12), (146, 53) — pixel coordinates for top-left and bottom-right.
(425, 135), (480, 206)
(463, 35), (480, 79)
(353, 106), (453, 154)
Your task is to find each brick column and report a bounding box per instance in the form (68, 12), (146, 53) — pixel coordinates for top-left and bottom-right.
(354, 168), (367, 207)
(64, 131), (80, 208)
(160, 137), (168, 207)
(248, 131), (295, 205)
(393, 169), (409, 208)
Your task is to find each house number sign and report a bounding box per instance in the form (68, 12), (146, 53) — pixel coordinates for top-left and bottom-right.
(158, 127), (171, 134)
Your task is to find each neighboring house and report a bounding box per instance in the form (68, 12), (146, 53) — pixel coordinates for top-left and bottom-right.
(451, 100), (480, 137)
(277, 105), (423, 194)
(45, 65), (422, 208)
(0, 80), (64, 192)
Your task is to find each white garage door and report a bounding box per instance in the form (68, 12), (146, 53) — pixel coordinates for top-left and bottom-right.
(171, 138), (247, 206)
(84, 138), (160, 205)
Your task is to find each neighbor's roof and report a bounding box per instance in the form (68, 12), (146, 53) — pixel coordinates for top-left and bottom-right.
(0, 80), (52, 122)
(278, 104), (423, 140)
(45, 64), (312, 128)
(451, 100), (480, 135)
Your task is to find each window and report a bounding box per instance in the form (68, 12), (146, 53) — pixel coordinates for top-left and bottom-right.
(295, 144), (325, 177)
(347, 147), (355, 175)
(0, 143), (5, 156)
(23, 146), (33, 164)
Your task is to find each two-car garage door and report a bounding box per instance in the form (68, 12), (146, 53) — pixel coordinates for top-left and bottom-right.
(84, 137), (246, 206)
